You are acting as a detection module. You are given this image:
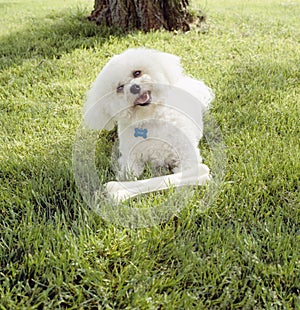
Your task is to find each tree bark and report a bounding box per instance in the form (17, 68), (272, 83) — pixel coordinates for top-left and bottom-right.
(88, 0), (201, 32)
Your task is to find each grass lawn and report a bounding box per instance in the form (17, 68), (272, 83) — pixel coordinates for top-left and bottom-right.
(1, 0), (299, 308)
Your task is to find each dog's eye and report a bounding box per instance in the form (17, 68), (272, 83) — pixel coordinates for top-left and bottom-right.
(116, 85), (124, 93)
(133, 70), (142, 78)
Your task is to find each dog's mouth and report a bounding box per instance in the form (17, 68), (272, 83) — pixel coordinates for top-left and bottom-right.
(134, 91), (152, 107)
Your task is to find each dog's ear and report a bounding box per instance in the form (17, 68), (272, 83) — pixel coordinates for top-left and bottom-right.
(83, 88), (115, 131)
(155, 51), (183, 84)
(174, 77), (214, 109)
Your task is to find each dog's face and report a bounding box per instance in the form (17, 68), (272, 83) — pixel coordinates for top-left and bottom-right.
(84, 48), (183, 130)
(115, 66), (155, 109)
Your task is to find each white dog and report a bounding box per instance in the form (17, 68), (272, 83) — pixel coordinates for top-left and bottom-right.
(84, 48), (214, 180)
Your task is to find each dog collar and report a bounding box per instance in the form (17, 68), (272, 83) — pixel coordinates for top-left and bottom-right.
(134, 128), (148, 139)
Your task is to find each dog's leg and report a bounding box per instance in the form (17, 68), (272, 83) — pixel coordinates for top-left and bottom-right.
(117, 155), (145, 180)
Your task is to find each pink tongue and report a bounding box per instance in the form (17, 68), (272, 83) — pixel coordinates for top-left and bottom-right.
(136, 92), (150, 104)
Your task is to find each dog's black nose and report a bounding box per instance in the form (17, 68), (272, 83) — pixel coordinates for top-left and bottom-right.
(130, 84), (141, 94)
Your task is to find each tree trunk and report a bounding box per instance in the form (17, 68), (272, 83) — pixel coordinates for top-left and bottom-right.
(88, 0), (202, 32)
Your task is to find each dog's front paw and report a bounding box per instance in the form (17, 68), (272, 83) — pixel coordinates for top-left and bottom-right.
(118, 162), (144, 181)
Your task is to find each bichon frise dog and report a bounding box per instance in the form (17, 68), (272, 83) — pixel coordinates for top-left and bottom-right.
(83, 48), (214, 180)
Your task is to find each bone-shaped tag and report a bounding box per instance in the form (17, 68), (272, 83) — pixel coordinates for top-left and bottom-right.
(134, 128), (148, 139)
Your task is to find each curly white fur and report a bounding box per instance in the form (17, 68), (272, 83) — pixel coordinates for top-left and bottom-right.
(84, 48), (214, 179)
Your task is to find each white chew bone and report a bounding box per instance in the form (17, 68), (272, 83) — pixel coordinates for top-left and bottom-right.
(105, 163), (210, 202)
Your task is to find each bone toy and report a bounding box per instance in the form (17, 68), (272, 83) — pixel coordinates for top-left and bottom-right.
(105, 163), (210, 202)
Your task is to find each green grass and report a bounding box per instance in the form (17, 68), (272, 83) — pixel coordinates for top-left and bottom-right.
(1, 0), (299, 308)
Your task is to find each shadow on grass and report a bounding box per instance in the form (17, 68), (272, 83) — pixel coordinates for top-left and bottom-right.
(0, 7), (129, 220)
(0, 8), (126, 70)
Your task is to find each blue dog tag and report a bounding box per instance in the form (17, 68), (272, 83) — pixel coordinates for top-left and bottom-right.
(134, 128), (148, 139)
